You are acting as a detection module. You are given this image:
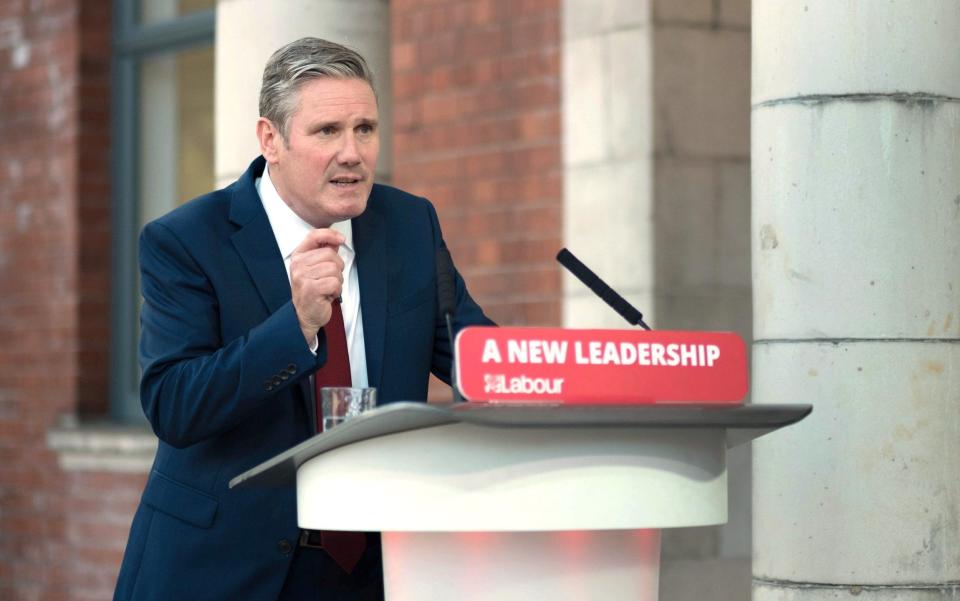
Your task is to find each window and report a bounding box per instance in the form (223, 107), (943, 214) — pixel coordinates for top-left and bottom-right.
(111, 1), (215, 422)
(139, 0), (217, 26)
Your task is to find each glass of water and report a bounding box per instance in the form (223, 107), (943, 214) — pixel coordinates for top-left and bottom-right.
(320, 387), (377, 431)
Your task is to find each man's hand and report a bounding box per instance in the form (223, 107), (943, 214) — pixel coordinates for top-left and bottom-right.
(290, 229), (345, 346)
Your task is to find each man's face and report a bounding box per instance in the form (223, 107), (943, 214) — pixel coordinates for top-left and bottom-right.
(264, 77), (379, 227)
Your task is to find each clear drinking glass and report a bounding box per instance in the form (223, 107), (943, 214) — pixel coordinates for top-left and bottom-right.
(320, 387), (377, 431)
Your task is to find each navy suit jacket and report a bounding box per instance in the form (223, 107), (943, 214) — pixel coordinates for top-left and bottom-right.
(114, 156), (492, 600)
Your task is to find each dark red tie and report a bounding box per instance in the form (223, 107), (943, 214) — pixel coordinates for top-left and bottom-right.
(314, 298), (352, 429)
(312, 299), (366, 573)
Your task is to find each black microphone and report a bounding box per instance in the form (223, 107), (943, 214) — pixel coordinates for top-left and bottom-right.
(436, 248), (465, 401)
(436, 247), (457, 318)
(556, 248), (652, 330)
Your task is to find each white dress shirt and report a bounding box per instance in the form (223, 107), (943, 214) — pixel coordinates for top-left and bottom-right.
(256, 166), (369, 388)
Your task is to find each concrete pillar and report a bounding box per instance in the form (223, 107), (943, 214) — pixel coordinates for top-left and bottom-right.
(649, 2), (753, 596)
(214, 0), (392, 186)
(752, 2), (960, 599)
(561, 0), (654, 328)
(564, 2), (754, 599)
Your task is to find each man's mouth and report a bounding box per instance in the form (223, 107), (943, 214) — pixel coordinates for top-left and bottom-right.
(330, 175), (363, 187)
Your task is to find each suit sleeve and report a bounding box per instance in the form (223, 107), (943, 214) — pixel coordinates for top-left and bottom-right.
(424, 202), (496, 384)
(138, 221), (321, 448)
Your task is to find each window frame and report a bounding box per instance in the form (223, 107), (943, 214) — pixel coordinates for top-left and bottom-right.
(109, 1), (216, 422)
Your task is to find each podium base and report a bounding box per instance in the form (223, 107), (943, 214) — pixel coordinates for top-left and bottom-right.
(382, 529), (661, 601)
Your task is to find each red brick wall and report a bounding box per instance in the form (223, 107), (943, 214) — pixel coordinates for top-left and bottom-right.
(0, 1), (79, 599)
(63, 470), (145, 601)
(67, 7), (143, 599)
(391, 0), (564, 329)
(75, 0), (111, 417)
(0, 1), (133, 599)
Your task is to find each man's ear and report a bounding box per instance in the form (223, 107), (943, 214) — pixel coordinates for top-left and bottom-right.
(256, 118), (282, 163)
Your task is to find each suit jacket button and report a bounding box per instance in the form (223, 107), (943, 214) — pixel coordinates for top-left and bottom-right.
(287, 363), (297, 372)
(278, 539), (293, 555)
(264, 382), (274, 392)
(272, 376), (283, 386)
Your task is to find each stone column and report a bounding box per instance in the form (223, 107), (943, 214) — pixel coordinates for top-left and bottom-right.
(214, 0), (392, 186)
(561, 0), (654, 328)
(650, 1), (753, 593)
(752, 2), (960, 599)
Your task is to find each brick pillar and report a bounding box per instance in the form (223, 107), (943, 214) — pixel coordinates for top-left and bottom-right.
(76, 0), (112, 417)
(0, 1), (79, 598)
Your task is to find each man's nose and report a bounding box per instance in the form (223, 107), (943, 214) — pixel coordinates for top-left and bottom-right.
(337, 132), (361, 165)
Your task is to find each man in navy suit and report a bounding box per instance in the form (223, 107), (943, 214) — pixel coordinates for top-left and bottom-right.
(114, 38), (492, 600)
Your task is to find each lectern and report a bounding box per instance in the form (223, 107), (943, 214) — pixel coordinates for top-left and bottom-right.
(231, 401), (810, 600)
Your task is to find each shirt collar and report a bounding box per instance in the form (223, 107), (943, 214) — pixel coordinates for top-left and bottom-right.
(256, 164), (354, 260)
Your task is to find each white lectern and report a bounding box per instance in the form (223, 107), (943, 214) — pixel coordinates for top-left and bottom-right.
(231, 402), (810, 600)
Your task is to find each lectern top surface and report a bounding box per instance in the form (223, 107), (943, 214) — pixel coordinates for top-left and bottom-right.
(229, 402), (811, 490)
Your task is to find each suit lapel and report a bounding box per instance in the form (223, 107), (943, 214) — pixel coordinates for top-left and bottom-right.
(353, 194), (388, 389)
(228, 157), (313, 427)
(228, 160), (292, 316)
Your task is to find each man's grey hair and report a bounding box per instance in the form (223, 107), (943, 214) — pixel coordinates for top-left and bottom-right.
(259, 37), (376, 139)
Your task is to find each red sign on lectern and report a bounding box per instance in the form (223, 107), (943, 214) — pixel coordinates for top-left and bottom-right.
(454, 327), (747, 404)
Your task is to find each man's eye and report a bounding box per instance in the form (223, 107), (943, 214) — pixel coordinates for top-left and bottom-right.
(319, 126), (337, 136)
(357, 124), (374, 135)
